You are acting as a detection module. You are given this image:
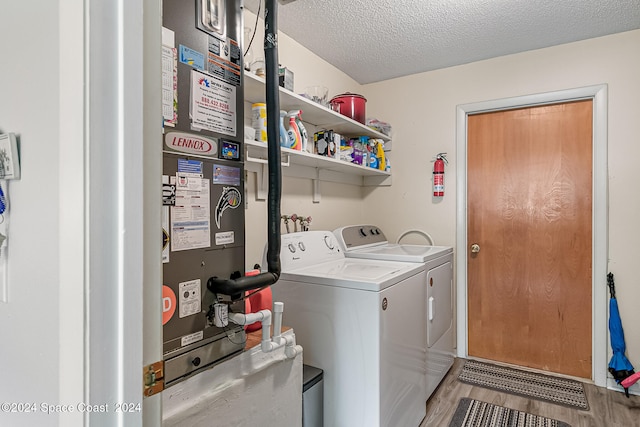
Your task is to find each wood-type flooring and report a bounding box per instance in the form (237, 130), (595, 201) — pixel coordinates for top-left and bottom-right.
(421, 358), (640, 427)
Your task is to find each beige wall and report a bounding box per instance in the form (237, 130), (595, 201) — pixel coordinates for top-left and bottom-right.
(244, 10), (368, 266)
(362, 29), (640, 372)
(244, 6), (640, 377)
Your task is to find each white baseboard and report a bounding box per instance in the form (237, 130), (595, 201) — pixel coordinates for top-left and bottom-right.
(606, 377), (640, 396)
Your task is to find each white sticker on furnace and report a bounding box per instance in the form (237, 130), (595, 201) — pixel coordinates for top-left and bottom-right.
(215, 231), (235, 245)
(179, 279), (201, 318)
(181, 331), (203, 347)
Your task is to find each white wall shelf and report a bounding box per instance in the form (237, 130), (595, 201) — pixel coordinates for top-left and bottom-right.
(244, 139), (391, 203)
(244, 72), (391, 142)
(243, 73), (392, 203)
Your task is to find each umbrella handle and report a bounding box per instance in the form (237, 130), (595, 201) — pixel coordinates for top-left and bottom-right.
(607, 272), (616, 299)
(621, 371), (640, 388)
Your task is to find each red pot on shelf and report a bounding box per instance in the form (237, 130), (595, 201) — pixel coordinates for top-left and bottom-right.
(329, 93), (367, 124)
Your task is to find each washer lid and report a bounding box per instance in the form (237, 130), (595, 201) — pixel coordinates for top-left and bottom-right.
(345, 244), (453, 263)
(279, 258), (423, 291)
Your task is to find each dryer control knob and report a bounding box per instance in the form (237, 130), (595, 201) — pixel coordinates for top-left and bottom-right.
(323, 235), (335, 250)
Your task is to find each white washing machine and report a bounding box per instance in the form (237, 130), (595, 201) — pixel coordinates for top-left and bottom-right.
(334, 224), (455, 400)
(272, 231), (428, 427)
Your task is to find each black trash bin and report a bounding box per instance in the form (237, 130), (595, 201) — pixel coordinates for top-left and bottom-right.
(303, 364), (323, 427)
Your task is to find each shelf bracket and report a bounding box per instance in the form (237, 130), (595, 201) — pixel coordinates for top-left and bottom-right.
(246, 151), (290, 201)
(246, 153), (291, 167)
(257, 163), (268, 201)
(364, 174), (392, 187)
(313, 168), (321, 203)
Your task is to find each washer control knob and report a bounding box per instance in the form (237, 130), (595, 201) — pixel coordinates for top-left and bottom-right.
(288, 243), (296, 253)
(359, 228), (367, 237)
(192, 357), (201, 367)
(323, 235), (335, 250)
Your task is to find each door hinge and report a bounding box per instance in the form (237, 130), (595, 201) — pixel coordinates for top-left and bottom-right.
(143, 361), (164, 397)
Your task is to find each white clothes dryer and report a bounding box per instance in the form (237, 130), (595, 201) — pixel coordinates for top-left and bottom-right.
(334, 224), (455, 400)
(271, 231), (428, 427)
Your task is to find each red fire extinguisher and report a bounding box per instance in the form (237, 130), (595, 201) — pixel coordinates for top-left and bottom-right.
(433, 153), (448, 197)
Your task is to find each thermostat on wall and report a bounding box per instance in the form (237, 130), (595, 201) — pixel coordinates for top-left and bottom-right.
(0, 133), (20, 180)
(220, 140), (240, 160)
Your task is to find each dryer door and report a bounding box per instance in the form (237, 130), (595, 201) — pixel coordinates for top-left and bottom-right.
(426, 261), (452, 348)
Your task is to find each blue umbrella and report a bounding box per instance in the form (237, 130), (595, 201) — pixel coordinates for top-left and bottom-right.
(607, 273), (635, 398)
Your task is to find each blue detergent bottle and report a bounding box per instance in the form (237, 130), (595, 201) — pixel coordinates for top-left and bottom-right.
(279, 110), (289, 147)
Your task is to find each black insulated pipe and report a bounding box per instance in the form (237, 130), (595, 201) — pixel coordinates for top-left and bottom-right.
(207, 0), (281, 298)
(263, 0), (282, 279)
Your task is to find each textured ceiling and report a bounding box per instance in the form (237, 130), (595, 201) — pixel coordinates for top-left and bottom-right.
(243, 0), (640, 84)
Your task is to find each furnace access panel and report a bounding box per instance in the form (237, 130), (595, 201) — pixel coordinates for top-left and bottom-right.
(161, 0), (246, 387)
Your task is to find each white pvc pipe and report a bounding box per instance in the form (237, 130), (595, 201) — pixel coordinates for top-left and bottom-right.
(272, 302), (284, 344)
(228, 309), (273, 349)
(259, 309), (272, 351)
(227, 306), (301, 358)
(228, 309), (270, 326)
(283, 332), (302, 359)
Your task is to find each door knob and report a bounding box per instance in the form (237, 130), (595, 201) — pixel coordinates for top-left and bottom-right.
(471, 243), (480, 253)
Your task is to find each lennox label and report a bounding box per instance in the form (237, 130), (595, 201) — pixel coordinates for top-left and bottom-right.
(165, 131), (217, 156)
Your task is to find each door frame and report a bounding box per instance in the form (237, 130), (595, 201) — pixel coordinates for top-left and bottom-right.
(455, 85), (608, 386)
(82, 0), (163, 425)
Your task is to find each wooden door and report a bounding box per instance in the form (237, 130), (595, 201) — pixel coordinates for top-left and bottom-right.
(467, 100), (593, 379)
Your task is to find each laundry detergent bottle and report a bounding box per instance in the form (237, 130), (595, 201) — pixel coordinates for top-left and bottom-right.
(292, 110), (309, 152)
(286, 111), (302, 150)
